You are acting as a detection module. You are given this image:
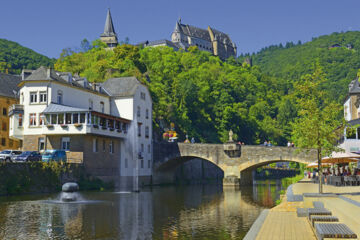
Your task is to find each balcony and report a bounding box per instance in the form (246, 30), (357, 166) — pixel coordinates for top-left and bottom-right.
(8, 104), (24, 116)
(38, 103), (130, 138)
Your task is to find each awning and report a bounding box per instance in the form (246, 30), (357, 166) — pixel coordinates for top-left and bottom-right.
(42, 103), (88, 113)
(322, 152), (359, 164)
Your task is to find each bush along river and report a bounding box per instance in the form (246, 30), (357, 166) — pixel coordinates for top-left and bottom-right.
(0, 176), (300, 240)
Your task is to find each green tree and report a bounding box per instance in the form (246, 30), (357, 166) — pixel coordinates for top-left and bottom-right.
(291, 65), (344, 193)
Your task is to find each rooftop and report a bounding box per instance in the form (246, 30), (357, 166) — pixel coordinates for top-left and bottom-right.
(0, 73), (21, 98)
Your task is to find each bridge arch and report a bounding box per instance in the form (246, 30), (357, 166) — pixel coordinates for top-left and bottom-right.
(153, 142), (317, 186)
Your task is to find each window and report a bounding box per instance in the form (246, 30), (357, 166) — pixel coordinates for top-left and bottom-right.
(9, 139), (13, 147)
(138, 123), (141, 137)
(39, 92), (47, 103)
(38, 138), (45, 151)
(141, 144), (144, 152)
(51, 114), (57, 124)
(73, 113), (79, 124)
(93, 138), (98, 152)
(66, 113), (72, 124)
(145, 126), (149, 138)
(109, 141), (114, 153)
(103, 139), (106, 152)
(125, 158), (128, 168)
(137, 106), (140, 118)
(146, 109), (149, 119)
(61, 137), (70, 151)
(1, 138), (5, 146)
(18, 114), (23, 127)
(2, 122), (6, 131)
(29, 113), (37, 126)
(141, 159), (144, 168)
(148, 144), (151, 153)
(89, 99), (93, 110)
(80, 113), (86, 124)
(39, 114), (45, 125)
(58, 114), (64, 125)
(3, 108), (7, 116)
(148, 159), (151, 168)
(141, 92), (146, 100)
(30, 92), (37, 104)
(57, 90), (63, 104)
(100, 102), (104, 113)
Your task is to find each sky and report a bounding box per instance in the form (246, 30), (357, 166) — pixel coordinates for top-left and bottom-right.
(1, 0), (360, 58)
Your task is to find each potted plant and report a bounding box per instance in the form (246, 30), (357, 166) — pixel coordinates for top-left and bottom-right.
(74, 123), (82, 128)
(46, 124), (54, 128)
(93, 124), (99, 128)
(60, 124), (68, 128)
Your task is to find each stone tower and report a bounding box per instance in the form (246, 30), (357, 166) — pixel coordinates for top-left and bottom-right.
(100, 8), (118, 49)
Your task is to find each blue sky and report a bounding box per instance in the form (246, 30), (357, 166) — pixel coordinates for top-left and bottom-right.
(1, 0), (360, 58)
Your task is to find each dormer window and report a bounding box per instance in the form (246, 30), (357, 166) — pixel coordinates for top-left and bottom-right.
(141, 92), (146, 100)
(100, 102), (104, 113)
(57, 90), (63, 104)
(137, 106), (141, 118)
(89, 99), (93, 110)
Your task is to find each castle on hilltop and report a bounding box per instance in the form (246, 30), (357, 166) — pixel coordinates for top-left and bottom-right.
(99, 9), (237, 60)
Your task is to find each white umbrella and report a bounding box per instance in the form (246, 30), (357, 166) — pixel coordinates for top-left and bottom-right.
(322, 152), (359, 164)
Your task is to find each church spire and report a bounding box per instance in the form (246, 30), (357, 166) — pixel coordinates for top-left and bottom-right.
(100, 8), (118, 49)
(102, 8), (116, 36)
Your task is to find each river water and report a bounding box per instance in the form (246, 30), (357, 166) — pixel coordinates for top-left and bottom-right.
(0, 180), (286, 240)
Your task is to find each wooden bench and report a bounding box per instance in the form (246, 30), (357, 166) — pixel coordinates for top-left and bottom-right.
(296, 208), (308, 217)
(310, 216), (339, 227)
(315, 223), (357, 240)
(308, 208), (332, 220)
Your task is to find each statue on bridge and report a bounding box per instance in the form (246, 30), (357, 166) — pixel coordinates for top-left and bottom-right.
(228, 129), (234, 142)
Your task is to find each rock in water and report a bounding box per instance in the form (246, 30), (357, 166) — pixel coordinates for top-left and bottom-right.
(62, 182), (79, 193)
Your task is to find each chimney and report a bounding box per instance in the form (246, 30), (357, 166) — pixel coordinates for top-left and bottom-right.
(47, 68), (51, 79)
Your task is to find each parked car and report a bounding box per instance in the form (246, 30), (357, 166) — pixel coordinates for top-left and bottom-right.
(42, 150), (67, 163)
(13, 151), (42, 162)
(0, 150), (22, 162)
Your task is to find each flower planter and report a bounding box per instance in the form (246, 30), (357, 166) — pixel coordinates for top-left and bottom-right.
(109, 128), (114, 131)
(117, 129), (121, 133)
(74, 123), (83, 128)
(101, 126), (107, 130)
(60, 124), (68, 128)
(93, 124), (99, 129)
(46, 124), (54, 128)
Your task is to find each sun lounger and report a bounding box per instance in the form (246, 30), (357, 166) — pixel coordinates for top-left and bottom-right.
(308, 208), (332, 220)
(310, 216), (339, 227)
(313, 201), (325, 209)
(296, 208), (308, 217)
(315, 223), (357, 240)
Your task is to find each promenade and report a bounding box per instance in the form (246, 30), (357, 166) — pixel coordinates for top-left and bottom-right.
(247, 179), (360, 240)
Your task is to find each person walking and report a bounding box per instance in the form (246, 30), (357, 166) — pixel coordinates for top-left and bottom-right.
(287, 141), (291, 147)
(191, 137), (195, 144)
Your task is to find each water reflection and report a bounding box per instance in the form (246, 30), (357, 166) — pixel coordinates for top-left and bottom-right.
(0, 181), (283, 240)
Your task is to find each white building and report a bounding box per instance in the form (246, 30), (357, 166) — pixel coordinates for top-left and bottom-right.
(9, 66), (153, 188)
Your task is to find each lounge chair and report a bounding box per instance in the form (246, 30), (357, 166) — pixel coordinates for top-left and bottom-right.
(310, 216), (338, 227)
(315, 223), (357, 240)
(308, 208), (332, 220)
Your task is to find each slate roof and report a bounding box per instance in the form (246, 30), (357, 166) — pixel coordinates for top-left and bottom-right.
(101, 8), (116, 37)
(42, 103), (88, 113)
(23, 66), (108, 96)
(146, 39), (181, 49)
(102, 77), (142, 97)
(0, 73), (21, 98)
(348, 77), (360, 94)
(179, 23), (211, 42)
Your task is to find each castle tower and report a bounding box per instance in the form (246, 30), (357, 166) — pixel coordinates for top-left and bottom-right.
(171, 18), (182, 43)
(100, 8), (118, 49)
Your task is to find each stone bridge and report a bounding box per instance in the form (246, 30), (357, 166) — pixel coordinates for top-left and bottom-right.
(153, 142), (317, 186)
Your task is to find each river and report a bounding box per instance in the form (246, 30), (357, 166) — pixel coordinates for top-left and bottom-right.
(0, 180), (286, 240)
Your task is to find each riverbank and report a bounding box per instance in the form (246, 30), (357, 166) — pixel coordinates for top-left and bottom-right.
(245, 179), (360, 240)
(0, 162), (113, 196)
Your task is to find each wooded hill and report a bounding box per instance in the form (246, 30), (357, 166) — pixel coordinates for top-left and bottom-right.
(0, 39), (55, 74)
(244, 31), (360, 102)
